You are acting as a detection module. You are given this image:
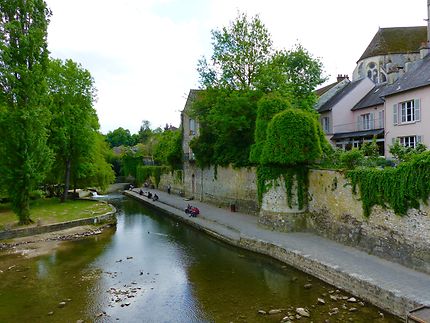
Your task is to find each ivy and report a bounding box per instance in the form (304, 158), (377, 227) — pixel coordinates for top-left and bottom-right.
(136, 165), (170, 188)
(347, 151), (430, 217)
(257, 165), (309, 209)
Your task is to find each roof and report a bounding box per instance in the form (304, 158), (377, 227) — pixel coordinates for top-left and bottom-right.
(358, 26), (427, 62)
(317, 80), (363, 113)
(383, 54), (430, 96)
(315, 81), (340, 97)
(352, 83), (386, 111)
(182, 89), (203, 113)
(331, 129), (384, 140)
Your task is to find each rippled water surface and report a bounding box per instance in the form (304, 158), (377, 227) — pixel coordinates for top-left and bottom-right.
(0, 195), (400, 322)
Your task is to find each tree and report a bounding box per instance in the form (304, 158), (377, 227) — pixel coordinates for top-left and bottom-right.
(256, 44), (326, 109)
(47, 58), (99, 201)
(138, 120), (152, 143)
(191, 14), (325, 169)
(0, 0), (53, 224)
(152, 128), (182, 169)
(106, 127), (134, 147)
(197, 12), (272, 90)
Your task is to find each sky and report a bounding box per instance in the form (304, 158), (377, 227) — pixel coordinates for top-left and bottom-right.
(46, 0), (428, 134)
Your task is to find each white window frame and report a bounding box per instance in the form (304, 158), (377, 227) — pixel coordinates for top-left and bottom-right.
(397, 135), (423, 148)
(394, 99), (421, 125)
(322, 117), (330, 133)
(360, 113), (372, 130)
(189, 118), (196, 135)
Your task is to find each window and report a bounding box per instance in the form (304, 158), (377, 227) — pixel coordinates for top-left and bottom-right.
(189, 118), (196, 135)
(397, 135), (422, 148)
(360, 113), (373, 130)
(322, 117), (330, 133)
(393, 99), (421, 125)
(378, 110), (384, 129)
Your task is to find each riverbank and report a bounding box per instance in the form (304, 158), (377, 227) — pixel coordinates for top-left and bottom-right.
(124, 189), (430, 320)
(0, 224), (115, 258)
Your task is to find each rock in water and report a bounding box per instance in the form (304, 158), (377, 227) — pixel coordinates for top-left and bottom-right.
(268, 309), (283, 315)
(58, 302), (66, 308)
(257, 310), (266, 315)
(296, 308), (310, 317)
(347, 297), (357, 303)
(317, 298), (326, 305)
(304, 283), (312, 289)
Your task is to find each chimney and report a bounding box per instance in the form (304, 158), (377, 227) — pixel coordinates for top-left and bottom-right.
(337, 74), (349, 82)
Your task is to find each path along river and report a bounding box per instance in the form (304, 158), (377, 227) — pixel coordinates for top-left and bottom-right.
(0, 194), (400, 322)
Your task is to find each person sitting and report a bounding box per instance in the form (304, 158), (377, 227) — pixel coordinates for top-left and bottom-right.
(139, 189), (143, 195)
(190, 206), (200, 217)
(147, 191), (152, 199)
(152, 194), (159, 201)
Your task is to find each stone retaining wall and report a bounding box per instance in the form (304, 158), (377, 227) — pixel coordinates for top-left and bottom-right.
(0, 204), (117, 240)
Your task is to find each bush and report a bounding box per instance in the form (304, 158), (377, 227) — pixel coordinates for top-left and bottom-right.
(136, 165), (170, 187)
(260, 108), (323, 166)
(249, 93), (291, 163)
(340, 149), (364, 169)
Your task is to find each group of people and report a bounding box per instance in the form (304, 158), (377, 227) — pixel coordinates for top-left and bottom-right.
(185, 204), (200, 217)
(139, 189), (158, 201)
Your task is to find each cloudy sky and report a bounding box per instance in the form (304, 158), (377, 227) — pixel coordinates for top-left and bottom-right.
(46, 0), (427, 134)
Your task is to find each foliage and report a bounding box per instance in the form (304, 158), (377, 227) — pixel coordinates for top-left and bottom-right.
(136, 165), (170, 188)
(249, 93), (291, 163)
(256, 45), (326, 108)
(138, 120), (153, 143)
(389, 140), (427, 163)
(190, 89), (258, 168)
(260, 108), (323, 166)
(152, 129), (182, 170)
(106, 127), (137, 147)
(340, 149), (365, 170)
(47, 58), (100, 200)
(347, 151), (430, 217)
(0, 0), (53, 224)
(74, 133), (115, 191)
(121, 149), (142, 178)
(198, 12), (272, 90)
(256, 165), (309, 209)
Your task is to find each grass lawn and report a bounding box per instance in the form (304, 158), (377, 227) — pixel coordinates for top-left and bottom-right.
(0, 198), (112, 230)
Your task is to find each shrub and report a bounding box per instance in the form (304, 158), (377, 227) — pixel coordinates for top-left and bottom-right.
(260, 108), (323, 166)
(340, 149), (364, 170)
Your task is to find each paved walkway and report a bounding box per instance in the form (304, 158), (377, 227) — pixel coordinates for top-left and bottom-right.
(125, 189), (430, 319)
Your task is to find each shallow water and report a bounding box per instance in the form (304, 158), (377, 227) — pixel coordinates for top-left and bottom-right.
(0, 195), (400, 322)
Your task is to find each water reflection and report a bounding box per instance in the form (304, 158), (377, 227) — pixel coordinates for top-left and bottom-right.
(0, 196), (400, 323)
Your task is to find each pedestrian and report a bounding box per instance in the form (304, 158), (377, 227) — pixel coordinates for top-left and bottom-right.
(167, 184), (171, 194)
(153, 194), (159, 201)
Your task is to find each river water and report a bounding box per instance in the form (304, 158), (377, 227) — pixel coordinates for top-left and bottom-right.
(0, 195), (400, 322)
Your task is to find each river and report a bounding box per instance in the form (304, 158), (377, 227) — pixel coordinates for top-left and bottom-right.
(0, 194), (400, 322)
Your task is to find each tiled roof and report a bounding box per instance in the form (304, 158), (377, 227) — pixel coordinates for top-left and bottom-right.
(315, 82), (340, 97)
(382, 54), (430, 96)
(352, 83), (386, 111)
(317, 80), (363, 113)
(358, 26), (427, 62)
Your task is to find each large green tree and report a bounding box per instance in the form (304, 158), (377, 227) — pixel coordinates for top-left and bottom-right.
(191, 14), (325, 169)
(0, 0), (52, 224)
(197, 12), (272, 90)
(47, 58), (100, 201)
(106, 127), (135, 147)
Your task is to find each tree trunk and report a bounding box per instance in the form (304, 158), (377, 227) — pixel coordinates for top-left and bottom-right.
(61, 159), (71, 202)
(17, 190), (32, 225)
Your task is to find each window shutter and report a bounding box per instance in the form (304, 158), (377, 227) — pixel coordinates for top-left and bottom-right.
(393, 104), (398, 125)
(357, 115), (361, 131)
(414, 99), (421, 121)
(378, 110), (384, 128)
(417, 135), (423, 143)
(370, 113), (374, 129)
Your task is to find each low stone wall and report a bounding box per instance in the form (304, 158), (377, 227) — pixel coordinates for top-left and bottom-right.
(183, 164), (259, 215)
(307, 169), (430, 274)
(159, 170), (185, 196)
(0, 204), (117, 240)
